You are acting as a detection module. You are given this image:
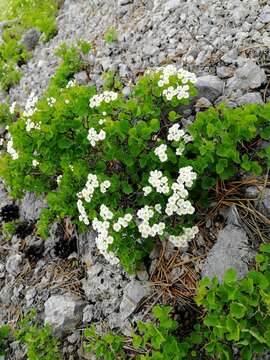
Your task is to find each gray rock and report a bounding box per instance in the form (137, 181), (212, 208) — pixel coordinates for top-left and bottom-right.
(236, 92), (264, 106)
(196, 75), (224, 102)
(44, 294), (86, 334)
(120, 280), (151, 320)
(259, 6), (270, 23)
(74, 71), (89, 85)
(118, 0), (133, 5)
(201, 224), (251, 282)
(20, 192), (46, 222)
(164, 0), (181, 12)
(195, 97), (212, 109)
(6, 254), (23, 276)
(0, 180), (12, 208)
(216, 66), (234, 79)
(221, 49), (238, 64)
(0, 283), (12, 304)
(227, 60), (266, 91)
(20, 28), (41, 51)
(143, 44), (159, 57)
(78, 230), (96, 266)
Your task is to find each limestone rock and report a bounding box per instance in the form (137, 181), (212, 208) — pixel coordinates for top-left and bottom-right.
(120, 280), (151, 320)
(44, 294), (86, 334)
(20, 192), (46, 222)
(21, 28), (41, 51)
(201, 224), (251, 282)
(196, 75), (224, 102)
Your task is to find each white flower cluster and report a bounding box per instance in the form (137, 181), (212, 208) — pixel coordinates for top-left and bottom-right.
(23, 91), (38, 117)
(7, 135), (18, 160)
(89, 91), (118, 108)
(167, 123), (193, 148)
(100, 180), (111, 194)
(137, 205), (165, 238)
(25, 118), (41, 132)
(142, 186), (152, 196)
(87, 128), (106, 147)
(167, 124), (185, 142)
(77, 199), (89, 225)
(98, 118), (106, 125)
(66, 79), (76, 88)
(77, 175), (112, 226)
(154, 144), (168, 162)
(92, 217), (119, 265)
(165, 166), (197, 216)
(9, 101), (16, 114)
(169, 226), (199, 248)
(32, 159), (39, 167)
(155, 65), (196, 101)
(178, 166), (197, 188)
(113, 213), (133, 232)
(148, 170), (169, 194)
(47, 97), (56, 107)
(100, 204), (113, 220)
(77, 173), (100, 203)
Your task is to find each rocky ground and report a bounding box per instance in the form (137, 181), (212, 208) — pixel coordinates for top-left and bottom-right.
(1, 0), (270, 359)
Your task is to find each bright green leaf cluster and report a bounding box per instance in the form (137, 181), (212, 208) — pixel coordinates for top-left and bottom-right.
(196, 243), (270, 360)
(15, 309), (61, 360)
(0, 324), (9, 356)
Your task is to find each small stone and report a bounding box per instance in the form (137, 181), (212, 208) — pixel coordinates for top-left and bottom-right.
(136, 268), (149, 281)
(118, 0), (133, 4)
(44, 294), (86, 334)
(221, 49), (238, 64)
(74, 71), (89, 85)
(6, 254), (23, 276)
(195, 97), (212, 109)
(236, 92), (263, 106)
(20, 28), (41, 51)
(196, 75), (224, 102)
(143, 44), (159, 57)
(164, 0), (181, 12)
(245, 186), (259, 199)
(20, 192), (46, 222)
(216, 66), (234, 79)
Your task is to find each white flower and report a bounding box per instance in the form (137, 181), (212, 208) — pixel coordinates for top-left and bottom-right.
(87, 128), (106, 147)
(9, 101), (16, 114)
(143, 186), (152, 196)
(100, 204), (113, 220)
(154, 144), (168, 162)
(66, 79), (76, 88)
(47, 97), (56, 107)
(77, 199), (89, 225)
(148, 170), (169, 194)
(7, 135), (19, 160)
(89, 91), (118, 108)
(23, 92), (38, 117)
(155, 204), (162, 213)
(65, 99), (70, 104)
(32, 159), (39, 167)
(100, 180), (111, 193)
(113, 223), (121, 232)
(169, 226), (199, 248)
(167, 124), (185, 142)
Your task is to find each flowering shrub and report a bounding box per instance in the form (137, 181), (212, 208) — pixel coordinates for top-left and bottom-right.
(0, 62), (198, 272)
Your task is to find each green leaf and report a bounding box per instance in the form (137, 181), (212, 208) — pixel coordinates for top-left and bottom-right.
(223, 268), (237, 285)
(230, 303), (247, 319)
